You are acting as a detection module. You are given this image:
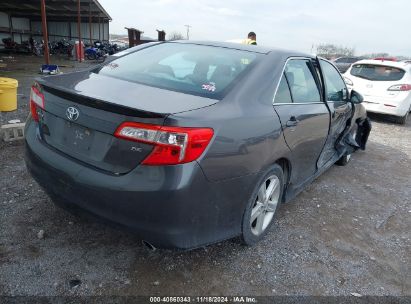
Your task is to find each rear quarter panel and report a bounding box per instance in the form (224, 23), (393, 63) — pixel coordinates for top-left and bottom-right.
(167, 52), (293, 182)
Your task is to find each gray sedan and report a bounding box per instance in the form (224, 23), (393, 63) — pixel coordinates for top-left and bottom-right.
(25, 41), (371, 249)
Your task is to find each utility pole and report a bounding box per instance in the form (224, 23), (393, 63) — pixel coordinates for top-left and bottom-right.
(184, 24), (192, 40)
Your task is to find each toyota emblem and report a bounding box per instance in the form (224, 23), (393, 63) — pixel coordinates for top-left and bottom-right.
(66, 106), (80, 121)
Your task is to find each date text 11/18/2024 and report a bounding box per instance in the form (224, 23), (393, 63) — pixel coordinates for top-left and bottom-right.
(149, 296), (257, 303)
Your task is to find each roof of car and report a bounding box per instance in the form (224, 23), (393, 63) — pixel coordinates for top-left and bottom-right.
(353, 59), (410, 68)
(334, 56), (362, 60)
(172, 40), (309, 57)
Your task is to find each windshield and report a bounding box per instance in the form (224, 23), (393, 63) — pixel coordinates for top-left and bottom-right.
(95, 43), (259, 99)
(350, 64), (405, 81)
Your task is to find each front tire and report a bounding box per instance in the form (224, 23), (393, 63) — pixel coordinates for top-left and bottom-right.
(336, 126), (358, 166)
(395, 111), (409, 125)
(241, 164), (284, 246)
(335, 152), (351, 166)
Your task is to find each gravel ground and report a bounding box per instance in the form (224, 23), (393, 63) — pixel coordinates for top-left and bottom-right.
(0, 55), (410, 297)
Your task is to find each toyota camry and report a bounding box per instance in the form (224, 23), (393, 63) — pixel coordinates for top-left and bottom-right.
(25, 41), (371, 249)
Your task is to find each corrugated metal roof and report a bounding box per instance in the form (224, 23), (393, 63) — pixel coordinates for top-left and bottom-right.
(0, 0), (111, 22)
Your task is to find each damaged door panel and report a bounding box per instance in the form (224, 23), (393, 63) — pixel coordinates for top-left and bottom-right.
(336, 101), (372, 156)
(316, 58), (353, 168)
(273, 59), (329, 185)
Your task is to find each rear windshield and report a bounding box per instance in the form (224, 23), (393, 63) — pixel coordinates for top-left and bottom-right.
(350, 64), (405, 81)
(95, 43), (259, 99)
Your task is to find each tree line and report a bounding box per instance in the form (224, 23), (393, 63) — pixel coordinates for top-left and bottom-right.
(315, 43), (409, 60)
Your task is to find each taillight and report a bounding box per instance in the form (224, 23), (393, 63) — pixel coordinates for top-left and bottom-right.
(114, 122), (214, 165)
(30, 84), (45, 122)
(387, 84), (411, 91)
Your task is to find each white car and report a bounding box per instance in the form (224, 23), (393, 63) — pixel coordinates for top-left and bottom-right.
(343, 60), (411, 124)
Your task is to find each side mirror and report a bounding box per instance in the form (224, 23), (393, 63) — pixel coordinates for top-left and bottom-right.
(350, 90), (363, 104)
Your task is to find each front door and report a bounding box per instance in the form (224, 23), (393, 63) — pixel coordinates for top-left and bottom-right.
(273, 58), (330, 186)
(316, 59), (353, 168)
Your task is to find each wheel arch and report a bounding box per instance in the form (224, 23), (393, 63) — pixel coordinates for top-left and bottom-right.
(275, 157), (291, 202)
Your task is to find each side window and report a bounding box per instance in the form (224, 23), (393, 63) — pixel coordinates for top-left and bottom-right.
(284, 59), (321, 103)
(274, 73), (292, 104)
(320, 60), (348, 101)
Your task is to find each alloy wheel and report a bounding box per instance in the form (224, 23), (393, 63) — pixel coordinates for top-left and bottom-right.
(250, 175), (281, 236)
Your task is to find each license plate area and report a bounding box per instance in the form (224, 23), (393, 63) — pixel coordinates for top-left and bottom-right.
(63, 121), (94, 153)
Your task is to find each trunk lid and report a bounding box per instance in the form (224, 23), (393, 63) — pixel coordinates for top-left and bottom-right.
(36, 72), (217, 174)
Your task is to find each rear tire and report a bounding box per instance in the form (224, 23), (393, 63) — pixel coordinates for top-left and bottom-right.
(98, 55), (106, 63)
(240, 164), (284, 246)
(86, 53), (96, 60)
(395, 111), (409, 125)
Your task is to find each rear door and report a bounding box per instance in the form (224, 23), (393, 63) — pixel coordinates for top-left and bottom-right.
(273, 58), (330, 185)
(317, 59), (352, 167)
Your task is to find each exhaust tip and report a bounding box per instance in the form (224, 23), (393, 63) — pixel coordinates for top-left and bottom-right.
(142, 240), (156, 251)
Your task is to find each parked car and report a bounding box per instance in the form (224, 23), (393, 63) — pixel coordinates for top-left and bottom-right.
(373, 57), (397, 62)
(25, 41), (371, 249)
(344, 59), (411, 124)
(333, 57), (362, 73)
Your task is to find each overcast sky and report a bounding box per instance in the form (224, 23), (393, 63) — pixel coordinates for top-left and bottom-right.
(99, 0), (410, 56)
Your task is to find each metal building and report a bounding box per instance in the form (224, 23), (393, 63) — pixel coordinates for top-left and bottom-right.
(0, 0), (111, 47)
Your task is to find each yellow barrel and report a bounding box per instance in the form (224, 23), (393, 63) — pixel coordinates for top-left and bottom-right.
(0, 77), (18, 112)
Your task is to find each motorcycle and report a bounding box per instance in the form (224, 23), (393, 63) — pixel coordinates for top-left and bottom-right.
(2, 38), (31, 53)
(2, 38), (18, 51)
(51, 39), (73, 57)
(94, 40), (119, 55)
(85, 47), (107, 62)
(29, 38), (43, 56)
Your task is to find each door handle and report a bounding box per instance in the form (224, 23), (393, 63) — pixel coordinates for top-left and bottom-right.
(286, 116), (299, 127)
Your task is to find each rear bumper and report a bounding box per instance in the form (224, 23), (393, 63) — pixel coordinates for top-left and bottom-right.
(363, 95), (411, 117)
(25, 119), (256, 249)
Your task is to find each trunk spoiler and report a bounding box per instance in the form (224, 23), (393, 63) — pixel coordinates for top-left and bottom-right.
(40, 83), (167, 119)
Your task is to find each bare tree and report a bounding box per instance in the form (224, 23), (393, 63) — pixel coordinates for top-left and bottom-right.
(168, 32), (185, 41)
(316, 43), (355, 59)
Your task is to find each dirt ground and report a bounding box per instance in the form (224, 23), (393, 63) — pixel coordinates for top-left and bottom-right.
(0, 54), (410, 298)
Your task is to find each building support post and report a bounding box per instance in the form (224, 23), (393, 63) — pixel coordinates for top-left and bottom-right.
(40, 0), (50, 64)
(8, 13), (13, 42)
(89, 1), (92, 44)
(98, 16), (101, 40)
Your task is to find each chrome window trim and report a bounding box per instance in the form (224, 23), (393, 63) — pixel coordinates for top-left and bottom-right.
(274, 101), (342, 106)
(274, 102), (325, 106)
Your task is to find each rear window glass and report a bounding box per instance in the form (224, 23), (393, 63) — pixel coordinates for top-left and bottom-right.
(346, 58), (359, 63)
(95, 43), (259, 99)
(336, 58), (357, 63)
(350, 64), (405, 81)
